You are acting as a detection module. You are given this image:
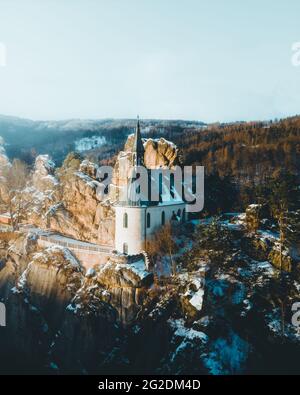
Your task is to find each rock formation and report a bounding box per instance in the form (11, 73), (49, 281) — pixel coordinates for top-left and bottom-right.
(0, 233), (148, 372)
(96, 253), (153, 324)
(124, 134), (179, 169)
(0, 137), (10, 206)
(22, 135), (179, 247)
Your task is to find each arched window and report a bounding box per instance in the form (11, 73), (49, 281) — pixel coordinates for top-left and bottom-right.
(123, 243), (128, 254)
(159, 173), (163, 202)
(182, 209), (186, 223)
(123, 212), (128, 228)
(170, 173), (175, 199)
(147, 212), (151, 228)
(177, 209), (181, 218)
(161, 211), (165, 225)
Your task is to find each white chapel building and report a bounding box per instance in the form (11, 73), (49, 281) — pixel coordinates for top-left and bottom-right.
(114, 119), (187, 255)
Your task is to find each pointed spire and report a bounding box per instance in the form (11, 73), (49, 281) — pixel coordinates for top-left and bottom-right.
(132, 115), (144, 166)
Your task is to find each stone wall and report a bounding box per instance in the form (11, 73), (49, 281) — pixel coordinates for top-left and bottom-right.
(37, 238), (112, 269)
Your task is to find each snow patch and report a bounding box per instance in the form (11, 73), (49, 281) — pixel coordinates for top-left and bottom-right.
(169, 319), (208, 342)
(75, 136), (106, 152)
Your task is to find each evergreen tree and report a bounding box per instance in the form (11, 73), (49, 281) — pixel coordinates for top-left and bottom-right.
(193, 217), (235, 266)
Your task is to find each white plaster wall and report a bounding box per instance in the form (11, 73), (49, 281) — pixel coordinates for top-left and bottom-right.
(115, 206), (146, 254)
(145, 203), (186, 237)
(115, 202), (186, 254)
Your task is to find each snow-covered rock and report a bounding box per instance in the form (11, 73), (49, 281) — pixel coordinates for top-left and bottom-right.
(75, 136), (106, 152)
(32, 155), (58, 191)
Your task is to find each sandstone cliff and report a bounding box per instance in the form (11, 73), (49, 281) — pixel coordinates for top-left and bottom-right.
(22, 134), (179, 247)
(0, 234), (155, 372)
(96, 254), (154, 324)
(0, 138), (10, 206)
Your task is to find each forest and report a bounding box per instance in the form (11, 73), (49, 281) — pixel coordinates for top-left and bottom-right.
(170, 116), (300, 214)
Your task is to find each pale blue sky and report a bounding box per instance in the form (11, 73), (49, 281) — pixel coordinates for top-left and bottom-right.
(0, 0), (299, 122)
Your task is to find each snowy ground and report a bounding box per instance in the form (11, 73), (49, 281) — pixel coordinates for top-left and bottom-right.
(75, 136), (106, 152)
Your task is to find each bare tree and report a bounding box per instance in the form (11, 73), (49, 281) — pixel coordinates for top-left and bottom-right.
(146, 223), (178, 275)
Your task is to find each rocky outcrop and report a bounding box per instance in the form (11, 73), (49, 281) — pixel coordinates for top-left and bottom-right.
(179, 271), (205, 322)
(27, 154), (115, 245)
(0, 236), (118, 373)
(19, 155), (60, 228)
(0, 235), (64, 372)
(268, 243), (293, 272)
(0, 137), (10, 170)
(54, 170), (101, 239)
(241, 235), (272, 261)
(95, 201), (115, 246)
(245, 204), (269, 232)
(18, 133), (179, 247)
(96, 254), (153, 324)
(0, 234), (156, 372)
(49, 300), (118, 374)
(143, 138), (179, 169)
(0, 233), (37, 299)
(0, 138), (10, 205)
(10, 245), (83, 328)
(109, 135), (180, 205)
(0, 133), (185, 373)
(32, 155), (58, 191)
(124, 135), (179, 169)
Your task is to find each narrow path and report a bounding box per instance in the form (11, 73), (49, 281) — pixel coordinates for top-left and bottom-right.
(19, 224), (113, 254)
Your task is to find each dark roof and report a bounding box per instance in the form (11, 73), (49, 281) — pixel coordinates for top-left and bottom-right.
(121, 172), (158, 207)
(132, 117), (145, 166)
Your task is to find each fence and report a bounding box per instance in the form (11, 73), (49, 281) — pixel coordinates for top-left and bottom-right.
(38, 235), (112, 254)
(0, 225), (13, 232)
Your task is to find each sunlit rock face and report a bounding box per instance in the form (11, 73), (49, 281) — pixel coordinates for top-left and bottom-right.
(55, 169), (102, 240)
(268, 243), (293, 272)
(0, 134), (179, 372)
(32, 154), (58, 191)
(12, 134), (179, 248)
(0, 138), (10, 205)
(0, 137), (10, 170)
(2, 240), (84, 327)
(95, 202), (115, 246)
(96, 254), (153, 325)
(22, 153), (113, 246)
(245, 204), (269, 232)
(0, 235), (119, 373)
(50, 159), (115, 245)
(0, 233), (34, 300)
(143, 138), (179, 169)
(110, 135), (180, 202)
(40, 134), (179, 245)
(0, 235), (153, 373)
(22, 155), (59, 229)
(124, 134), (179, 169)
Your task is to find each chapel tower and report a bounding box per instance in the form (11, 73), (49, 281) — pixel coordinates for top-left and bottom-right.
(114, 117), (186, 255)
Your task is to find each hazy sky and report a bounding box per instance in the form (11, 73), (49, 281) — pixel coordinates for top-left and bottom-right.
(0, 0), (300, 122)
